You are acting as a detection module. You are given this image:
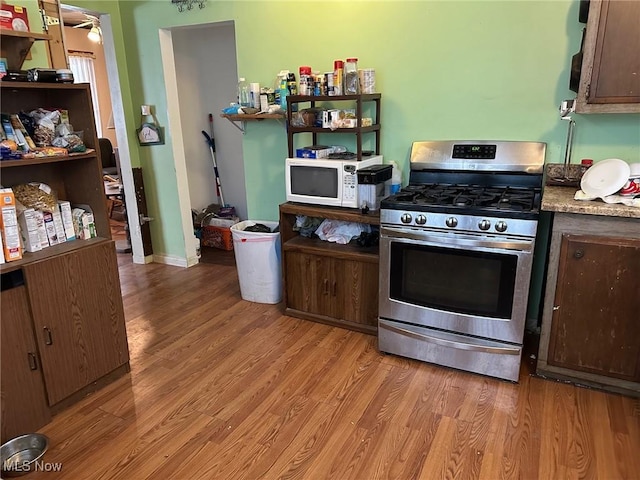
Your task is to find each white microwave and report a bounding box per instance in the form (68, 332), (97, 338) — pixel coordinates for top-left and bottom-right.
(285, 155), (383, 208)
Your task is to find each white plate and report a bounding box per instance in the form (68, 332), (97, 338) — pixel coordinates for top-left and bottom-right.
(580, 158), (630, 198)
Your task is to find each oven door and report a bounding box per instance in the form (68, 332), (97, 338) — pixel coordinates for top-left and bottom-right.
(379, 226), (534, 345)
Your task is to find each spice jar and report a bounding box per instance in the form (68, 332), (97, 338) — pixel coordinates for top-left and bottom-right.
(344, 57), (360, 94)
(333, 60), (343, 95)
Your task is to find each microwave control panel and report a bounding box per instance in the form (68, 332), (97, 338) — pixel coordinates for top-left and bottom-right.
(344, 171), (357, 200)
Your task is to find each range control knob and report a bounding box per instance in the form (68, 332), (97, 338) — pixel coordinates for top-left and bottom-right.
(400, 213), (413, 224)
(416, 214), (427, 225)
(446, 217), (458, 228)
(495, 221), (508, 232)
(478, 219), (491, 231)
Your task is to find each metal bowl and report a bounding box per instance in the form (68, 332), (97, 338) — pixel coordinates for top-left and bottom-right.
(1, 433), (49, 477)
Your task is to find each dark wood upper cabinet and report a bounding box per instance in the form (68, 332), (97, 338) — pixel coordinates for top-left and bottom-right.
(576, 0), (640, 113)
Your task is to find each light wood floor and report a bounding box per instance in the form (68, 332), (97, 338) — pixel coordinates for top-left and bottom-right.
(30, 251), (639, 479)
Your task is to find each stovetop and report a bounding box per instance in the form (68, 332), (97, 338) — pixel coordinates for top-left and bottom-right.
(381, 183), (541, 220)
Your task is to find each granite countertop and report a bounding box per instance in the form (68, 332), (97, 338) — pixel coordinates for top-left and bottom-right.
(542, 185), (640, 219)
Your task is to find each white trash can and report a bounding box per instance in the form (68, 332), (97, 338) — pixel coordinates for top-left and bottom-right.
(230, 220), (282, 304)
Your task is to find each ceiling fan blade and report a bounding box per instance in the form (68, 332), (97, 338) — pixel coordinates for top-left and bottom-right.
(72, 20), (93, 28)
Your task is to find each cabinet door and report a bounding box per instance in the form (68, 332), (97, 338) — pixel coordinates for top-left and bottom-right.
(285, 251), (336, 318)
(548, 234), (640, 381)
(23, 241), (129, 405)
(1, 283), (51, 443)
(577, 0), (640, 112)
(334, 258), (379, 327)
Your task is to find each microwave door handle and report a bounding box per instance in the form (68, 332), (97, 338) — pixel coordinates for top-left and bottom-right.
(380, 226), (533, 252)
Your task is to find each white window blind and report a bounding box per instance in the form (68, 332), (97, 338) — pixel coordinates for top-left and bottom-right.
(68, 54), (103, 136)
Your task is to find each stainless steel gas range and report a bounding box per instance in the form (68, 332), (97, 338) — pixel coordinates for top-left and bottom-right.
(378, 140), (546, 382)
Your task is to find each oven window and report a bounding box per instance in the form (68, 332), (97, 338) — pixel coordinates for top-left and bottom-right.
(389, 242), (517, 318)
(290, 166), (338, 198)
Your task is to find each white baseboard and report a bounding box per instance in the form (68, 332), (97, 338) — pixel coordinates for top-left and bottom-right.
(152, 253), (189, 268)
(151, 254), (200, 267)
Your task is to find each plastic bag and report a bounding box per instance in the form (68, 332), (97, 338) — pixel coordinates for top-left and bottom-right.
(12, 182), (57, 212)
(29, 109), (61, 147)
(315, 219), (371, 245)
(294, 215), (323, 237)
(52, 130), (86, 153)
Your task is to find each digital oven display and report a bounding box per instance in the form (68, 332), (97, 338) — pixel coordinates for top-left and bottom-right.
(452, 144), (497, 159)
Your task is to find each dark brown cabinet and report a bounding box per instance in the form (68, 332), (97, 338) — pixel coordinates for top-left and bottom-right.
(280, 203), (379, 335)
(0, 280), (51, 443)
(576, 0), (640, 113)
(537, 213), (640, 396)
(285, 251), (378, 328)
(0, 82), (130, 436)
(24, 242), (129, 405)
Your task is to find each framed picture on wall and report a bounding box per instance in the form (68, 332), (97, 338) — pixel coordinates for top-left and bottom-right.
(136, 123), (164, 146)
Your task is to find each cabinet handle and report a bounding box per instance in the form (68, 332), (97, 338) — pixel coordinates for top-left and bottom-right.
(322, 279), (329, 295)
(332, 280), (337, 296)
(28, 352), (38, 371)
(553, 305), (560, 311)
(43, 327), (53, 345)
(573, 249), (584, 259)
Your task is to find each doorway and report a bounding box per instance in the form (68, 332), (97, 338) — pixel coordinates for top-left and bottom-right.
(60, 4), (148, 264)
(159, 21), (248, 264)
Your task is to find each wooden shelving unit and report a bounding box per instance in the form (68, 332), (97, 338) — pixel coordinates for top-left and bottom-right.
(0, 82), (130, 442)
(279, 202), (380, 335)
(286, 93), (381, 160)
(0, 28), (51, 70)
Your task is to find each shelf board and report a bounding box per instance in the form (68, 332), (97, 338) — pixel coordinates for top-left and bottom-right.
(220, 113), (285, 121)
(280, 202), (380, 225)
(0, 150), (96, 168)
(287, 94), (381, 102)
(0, 28), (51, 41)
(220, 112), (285, 133)
(283, 235), (379, 263)
(288, 125), (380, 134)
(0, 81), (90, 91)
(0, 237), (111, 274)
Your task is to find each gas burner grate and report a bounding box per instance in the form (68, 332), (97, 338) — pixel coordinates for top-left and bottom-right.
(388, 184), (538, 213)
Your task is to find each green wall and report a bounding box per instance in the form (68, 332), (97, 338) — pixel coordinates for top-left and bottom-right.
(65, 0), (639, 264)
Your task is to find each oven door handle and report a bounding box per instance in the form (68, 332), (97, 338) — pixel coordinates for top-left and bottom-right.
(380, 226), (533, 252)
(379, 320), (521, 355)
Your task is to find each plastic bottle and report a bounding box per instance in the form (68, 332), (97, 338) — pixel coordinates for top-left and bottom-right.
(385, 161), (402, 196)
(287, 72), (298, 111)
(344, 58), (360, 95)
(238, 77), (250, 107)
(333, 60), (343, 96)
(274, 70), (288, 109)
(299, 66), (312, 96)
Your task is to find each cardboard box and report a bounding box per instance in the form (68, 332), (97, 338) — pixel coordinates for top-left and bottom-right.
(58, 201), (76, 241)
(201, 216), (239, 251)
(42, 211), (59, 246)
(296, 146), (333, 159)
(0, 188), (22, 261)
(32, 210), (49, 249)
(0, 230), (5, 264)
(17, 208), (42, 253)
(0, 4), (30, 32)
(52, 209), (67, 243)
